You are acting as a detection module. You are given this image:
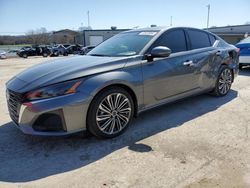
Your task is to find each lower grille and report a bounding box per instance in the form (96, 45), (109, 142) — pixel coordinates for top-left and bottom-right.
(7, 89), (23, 124)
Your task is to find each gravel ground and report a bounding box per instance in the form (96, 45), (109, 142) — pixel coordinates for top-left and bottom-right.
(0, 57), (250, 188)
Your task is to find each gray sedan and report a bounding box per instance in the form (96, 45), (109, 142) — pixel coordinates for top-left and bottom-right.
(6, 27), (239, 138)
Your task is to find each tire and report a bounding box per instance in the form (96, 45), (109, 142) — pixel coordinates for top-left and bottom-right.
(211, 66), (233, 97)
(239, 64), (243, 70)
(87, 87), (134, 139)
(43, 52), (48, 57)
(22, 53), (28, 58)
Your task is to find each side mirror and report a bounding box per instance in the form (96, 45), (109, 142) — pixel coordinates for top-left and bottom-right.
(150, 46), (171, 58)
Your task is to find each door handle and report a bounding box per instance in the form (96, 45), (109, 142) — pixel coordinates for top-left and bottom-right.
(183, 60), (194, 66)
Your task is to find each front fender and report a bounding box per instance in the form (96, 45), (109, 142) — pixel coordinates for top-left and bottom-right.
(79, 69), (144, 110)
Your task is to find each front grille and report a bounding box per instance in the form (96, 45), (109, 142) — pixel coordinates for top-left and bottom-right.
(7, 89), (23, 125)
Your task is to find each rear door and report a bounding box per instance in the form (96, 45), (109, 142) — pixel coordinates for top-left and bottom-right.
(142, 29), (203, 107)
(185, 29), (218, 89)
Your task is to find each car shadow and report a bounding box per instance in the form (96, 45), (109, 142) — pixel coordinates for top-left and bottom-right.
(0, 90), (238, 183)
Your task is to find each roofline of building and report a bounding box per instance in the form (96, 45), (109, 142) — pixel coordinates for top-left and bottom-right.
(208, 24), (250, 29)
(53, 29), (79, 34)
(214, 33), (246, 36)
(209, 32), (248, 35)
(83, 29), (130, 32)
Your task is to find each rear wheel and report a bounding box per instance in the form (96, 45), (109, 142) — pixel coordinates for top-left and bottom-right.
(212, 66), (233, 97)
(22, 53), (28, 58)
(87, 87), (134, 139)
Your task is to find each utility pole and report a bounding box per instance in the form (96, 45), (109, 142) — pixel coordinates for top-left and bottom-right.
(87, 10), (90, 28)
(206, 4), (210, 29)
(170, 16), (173, 26)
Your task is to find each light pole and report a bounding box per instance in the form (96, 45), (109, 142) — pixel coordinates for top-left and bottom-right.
(170, 16), (173, 26)
(206, 4), (210, 29)
(87, 11), (90, 28)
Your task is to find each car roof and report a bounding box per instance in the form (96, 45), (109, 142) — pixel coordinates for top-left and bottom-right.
(123, 26), (214, 35)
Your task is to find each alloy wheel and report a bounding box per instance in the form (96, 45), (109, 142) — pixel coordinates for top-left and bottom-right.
(96, 93), (132, 135)
(218, 69), (232, 95)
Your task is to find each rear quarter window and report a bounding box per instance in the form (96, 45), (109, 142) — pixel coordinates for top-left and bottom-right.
(188, 29), (211, 49)
(209, 34), (216, 46)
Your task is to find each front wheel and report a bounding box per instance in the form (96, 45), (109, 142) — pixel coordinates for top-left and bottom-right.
(42, 52), (48, 57)
(211, 66), (233, 97)
(87, 87), (134, 139)
(239, 64), (243, 70)
(22, 53), (28, 58)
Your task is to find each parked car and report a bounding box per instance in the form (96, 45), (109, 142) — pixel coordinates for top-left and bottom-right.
(66, 44), (83, 54)
(79, 45), (95, 55)
(235, 37), (250, 69)
(17, 46), (51, 58)
(0, 50), (6, 59)
(0, 50), (19, 59)
(50, 44), (68, 56)
(0, 50), (18, 58)
(6, 27), (239, 138)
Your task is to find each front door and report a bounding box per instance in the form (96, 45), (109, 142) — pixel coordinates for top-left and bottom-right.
(142, 29), (208, 108)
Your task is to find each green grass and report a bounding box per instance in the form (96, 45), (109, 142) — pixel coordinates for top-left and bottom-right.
(0, 44), (31, 51)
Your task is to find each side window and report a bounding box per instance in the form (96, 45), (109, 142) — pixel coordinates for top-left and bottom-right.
(151, 29), (187, 53)
(188, 30), (211, 49)
(209, 34), (216, 46)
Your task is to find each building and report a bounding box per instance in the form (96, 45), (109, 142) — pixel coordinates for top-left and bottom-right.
(77, 25), (250, 46)
(75, 28), (130, 46)
(52, 29), (79, 44)
(207, 24), (250, 44)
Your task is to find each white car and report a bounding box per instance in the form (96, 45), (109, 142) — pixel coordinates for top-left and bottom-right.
(0, 50), (6, 59)
(236, 37), (250, 69)
(0, 50), (18, 59)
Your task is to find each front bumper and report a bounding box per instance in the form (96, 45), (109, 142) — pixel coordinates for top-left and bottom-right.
(8, 91), (92, 136)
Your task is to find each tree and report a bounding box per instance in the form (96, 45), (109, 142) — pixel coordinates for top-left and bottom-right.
(25, 27), (49, 45)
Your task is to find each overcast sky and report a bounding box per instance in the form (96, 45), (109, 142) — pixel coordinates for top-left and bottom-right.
(0, 0), (250, 35)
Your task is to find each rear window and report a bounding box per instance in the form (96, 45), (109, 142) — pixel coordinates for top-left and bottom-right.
(188, 30), (211, 49)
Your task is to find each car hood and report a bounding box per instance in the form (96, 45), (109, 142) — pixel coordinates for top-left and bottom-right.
(7, 55), (135, 93)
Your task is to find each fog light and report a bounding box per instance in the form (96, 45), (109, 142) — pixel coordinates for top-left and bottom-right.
(33, 113), (65, 132)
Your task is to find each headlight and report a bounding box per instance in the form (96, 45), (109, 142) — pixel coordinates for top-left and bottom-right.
(25, 80), (82, 101)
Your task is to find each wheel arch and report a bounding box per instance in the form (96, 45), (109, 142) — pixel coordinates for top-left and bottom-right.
(88, 83), (139, 119)
(220, 63), (235, 82)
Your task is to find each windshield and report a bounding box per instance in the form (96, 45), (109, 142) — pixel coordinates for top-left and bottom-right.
(239, 36), (250, 44)
(88, 31), (157, 57)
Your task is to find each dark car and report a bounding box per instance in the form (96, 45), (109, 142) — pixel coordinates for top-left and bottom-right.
(50, 44), (69, 56)
(66, 44), (83, 54)
(79, 45), (95, 55)
(17, 46), (51, 58)
(6, 27), (239, 138)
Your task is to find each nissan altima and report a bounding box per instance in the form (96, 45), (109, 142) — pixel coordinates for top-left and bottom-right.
(6, 27), (239, 138)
